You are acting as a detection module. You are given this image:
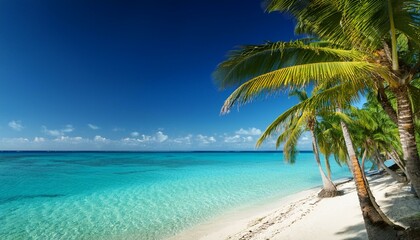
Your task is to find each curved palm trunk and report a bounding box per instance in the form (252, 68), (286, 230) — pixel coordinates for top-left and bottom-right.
(339, 117), (404, 240)
(309, 128), (337, 195)
(387, 0), (420, 195)
(394, 86), (420, 197)
(361, 148), (368, 180)
(377, 83), (398, 125)
(373, 148), (406, 183)
(377, 157), (406, 183)
(324, 155), (332, 180)
(387, 150), (409, 180)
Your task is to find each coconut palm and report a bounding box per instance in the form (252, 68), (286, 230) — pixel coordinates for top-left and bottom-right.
(263, 0), (420, 197)
(264, 85), (406, 238)
(213, 1), (419, 237)
(363, 92), (409, 173)
(222, 75), (406, 237)
(215, 0), (420, 197)
(337, 107), (405, 239)
(317, 115), (348, 178)
(255, 89), (338, 197)
(216, 50), (410, 238)
(348, 105), (407, 183)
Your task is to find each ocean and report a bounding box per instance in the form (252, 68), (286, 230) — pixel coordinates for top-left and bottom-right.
(0, 151), (351, 239)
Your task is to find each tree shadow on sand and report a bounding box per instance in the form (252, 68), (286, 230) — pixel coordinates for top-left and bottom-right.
(335, 223), (368, 240)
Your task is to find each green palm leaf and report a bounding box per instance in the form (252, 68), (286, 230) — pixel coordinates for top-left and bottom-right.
(408, 84), (420, 119)
(214, 40), (363, 88)
(221, 61), (388, 113)
(265, 0), (420, 51)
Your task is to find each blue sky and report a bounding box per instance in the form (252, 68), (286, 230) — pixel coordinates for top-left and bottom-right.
(0, 0), (312, 150)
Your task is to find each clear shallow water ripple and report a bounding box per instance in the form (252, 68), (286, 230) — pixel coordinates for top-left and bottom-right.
(0, 152), (351, 239)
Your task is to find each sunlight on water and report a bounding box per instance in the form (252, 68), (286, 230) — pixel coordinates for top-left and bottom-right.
(0, 152), (351, 239)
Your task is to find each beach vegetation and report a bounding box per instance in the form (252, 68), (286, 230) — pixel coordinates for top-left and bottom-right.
(214, 0), (420, 238)
(254, 89), (339, 197)
(264, 0), (420, 198)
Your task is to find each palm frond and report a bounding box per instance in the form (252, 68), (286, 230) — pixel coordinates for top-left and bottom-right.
(289, 89), (308, 102)
(221, 61), (387, 113)
(214, 40), (364, 89)
(281, 115), (307, 163)
(408, 84), (420, 118)
(334, 111), (354, 125)
(265, 0), (420, 51)
(256, 106), (310, 148)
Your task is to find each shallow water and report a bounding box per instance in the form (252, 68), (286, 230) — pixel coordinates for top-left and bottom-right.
(0, 152), (351, 239)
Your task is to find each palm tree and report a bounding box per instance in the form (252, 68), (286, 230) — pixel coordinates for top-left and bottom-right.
(213, 1), (419, 237)
(337, 107), (405, 239)
(263, 0), (420, 197)
(215, 0), (420, 197)
(349, 102), (407, 182)
(255, 89), (338, 197)
(317, 116), (348, 178)
(218, 72), (406, 237)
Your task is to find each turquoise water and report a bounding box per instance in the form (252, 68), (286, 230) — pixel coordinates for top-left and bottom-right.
(0, 152), (351, 239)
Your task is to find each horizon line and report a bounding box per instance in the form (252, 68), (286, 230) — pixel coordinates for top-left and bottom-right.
(0, 150), (315, 153)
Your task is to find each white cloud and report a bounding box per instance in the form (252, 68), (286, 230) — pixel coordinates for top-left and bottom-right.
(299, 132), (311, 143)
(42, 127), (61, 137)
(121, 137), (139, 145)
(0, 137), (29, 143)
(62, 125), (74, 133)
(113, 127), (125, 132)
(94, 135), (109, 143)
(88, 124), (99, 130)
(224, 135), (242, 143)
(196, 134), (217, 144)
(172, 134), (193, 144)
(224, 134), (254, 143)
(53, 136), (85, 143)
(121, 137), (151, 145)
(43, 125), (74, 137)
(244, 136), (253, 142)
(122, 131), (168, 145)
(8, 120), (24, 131)
(139, 135), (152, 142)
(155, 131), (168, 143)
(34, 137), (45, 143)
(296, 132), (312, 150)
(235, 127), (262, 136)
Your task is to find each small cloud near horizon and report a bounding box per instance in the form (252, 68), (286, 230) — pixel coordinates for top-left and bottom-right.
(8, 120), (24, 131)
(196, 134), (216, 144)
(42, 125), (74, 137)
(88, 124), (99, 130)
(235, 127), (262, 136)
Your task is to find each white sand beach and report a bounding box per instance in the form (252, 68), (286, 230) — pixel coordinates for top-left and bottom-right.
(172, 174), (420, 240)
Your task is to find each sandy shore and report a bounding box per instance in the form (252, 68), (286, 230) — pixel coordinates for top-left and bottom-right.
(172, 174), (420, 240)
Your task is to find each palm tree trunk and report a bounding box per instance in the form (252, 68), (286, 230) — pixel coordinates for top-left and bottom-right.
(373, 148), (406, 183)
(309, 128), (337, 196)
(339, 116), (404, 240)
(324, 155), (332, 180)
(377, 156), (406, 183)
(377, 83), (398, 125)
(394, 86), (420, 197)
(387, 150), (408, 180)
(387, 0), (399, 71)
(361, 148), (368, 180)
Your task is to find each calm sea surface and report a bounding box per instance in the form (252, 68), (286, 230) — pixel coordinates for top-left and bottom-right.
(0, 152), (351, 239)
